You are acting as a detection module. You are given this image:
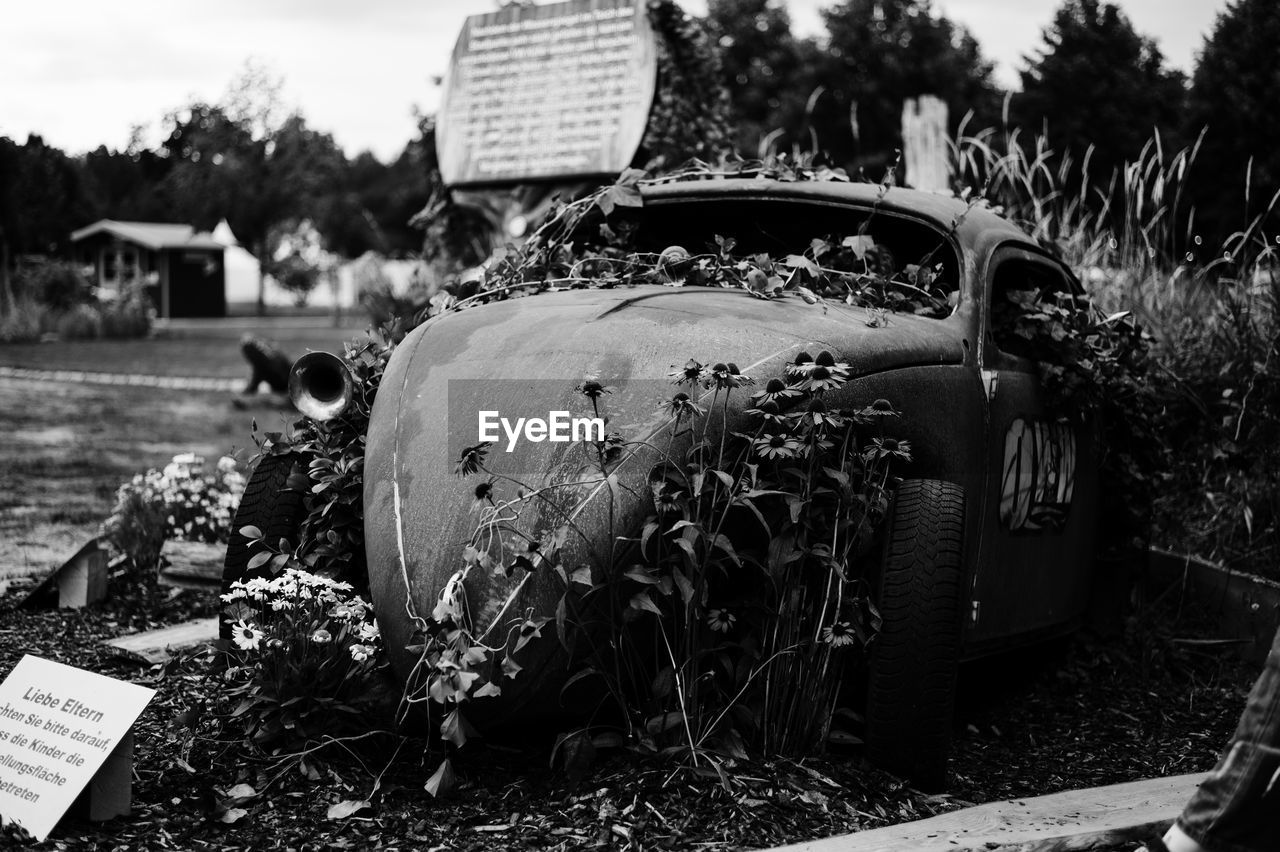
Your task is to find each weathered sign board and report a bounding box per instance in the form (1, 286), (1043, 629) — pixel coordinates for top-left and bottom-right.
(436, 0), (658, 185)
(0, 655), (154, 841)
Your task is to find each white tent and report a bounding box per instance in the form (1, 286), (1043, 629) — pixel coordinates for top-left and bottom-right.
(213, 220), (275, 306)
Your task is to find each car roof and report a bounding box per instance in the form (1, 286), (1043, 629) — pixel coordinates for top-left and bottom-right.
(639, 178), (1037, 255)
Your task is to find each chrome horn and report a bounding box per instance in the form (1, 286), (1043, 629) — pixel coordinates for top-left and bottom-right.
(288, 351), (354, 422)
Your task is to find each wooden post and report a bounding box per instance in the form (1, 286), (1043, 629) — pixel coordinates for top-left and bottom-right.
(901, 95), (951, 193)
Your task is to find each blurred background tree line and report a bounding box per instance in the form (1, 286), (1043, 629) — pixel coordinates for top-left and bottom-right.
(0, 0), (1276, 278)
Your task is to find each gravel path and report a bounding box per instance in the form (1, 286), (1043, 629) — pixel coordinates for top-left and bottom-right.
(0, 365), (241, 392)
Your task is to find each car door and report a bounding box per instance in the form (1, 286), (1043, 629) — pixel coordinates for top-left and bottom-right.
(965, 245), (1098, 650)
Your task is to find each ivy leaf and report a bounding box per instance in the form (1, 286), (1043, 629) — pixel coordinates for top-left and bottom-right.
(782, 254), (819, 274)
(440, 708), (468, 748)
(474, 681), (502, 699)
(842, 235), (875, 258)
(596, 183), (643, 217)
(424, 758), (456, 798)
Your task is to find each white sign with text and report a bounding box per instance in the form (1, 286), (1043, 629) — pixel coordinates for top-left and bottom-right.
(0, 655), (154, 841)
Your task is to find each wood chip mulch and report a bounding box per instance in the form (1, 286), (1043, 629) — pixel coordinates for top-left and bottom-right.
(0, 576), (1257, 851)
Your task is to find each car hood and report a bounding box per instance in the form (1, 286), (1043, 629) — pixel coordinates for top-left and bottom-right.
(363, 285), (970, 714)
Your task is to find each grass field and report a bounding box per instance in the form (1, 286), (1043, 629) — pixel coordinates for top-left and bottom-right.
(0, 317), (370, 378)
(0, 318), (367, 578)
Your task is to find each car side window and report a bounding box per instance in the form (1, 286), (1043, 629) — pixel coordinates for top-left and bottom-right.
(988, 257), (1075, 364)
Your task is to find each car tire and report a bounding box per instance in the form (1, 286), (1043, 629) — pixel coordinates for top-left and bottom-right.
(866, 478), (965, 791)
(220, 453), (309, 638)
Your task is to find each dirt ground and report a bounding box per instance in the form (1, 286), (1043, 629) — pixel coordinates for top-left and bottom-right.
(0, 377), (296, 578)
(0, 318), (368, 579)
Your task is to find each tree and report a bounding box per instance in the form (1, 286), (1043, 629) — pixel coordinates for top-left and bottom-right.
(80, 144), (174, 223)
(704, 0), (812, 156)
(812, 0), (1000, 176)
(267, 220), (338, 307)
(0, 135), (90, 257)
(1015, 0), (1186, 184)
(318, 148), (430, 259)
(0, 135), (94, 311)
(161, 101), (345, 314)
(1185, 0), (1280, 251)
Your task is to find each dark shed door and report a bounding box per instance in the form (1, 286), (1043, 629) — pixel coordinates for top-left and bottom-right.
(168, 251), (226, 317)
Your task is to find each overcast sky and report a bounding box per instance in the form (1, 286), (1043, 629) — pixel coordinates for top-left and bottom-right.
(0, 0), (1225, 162)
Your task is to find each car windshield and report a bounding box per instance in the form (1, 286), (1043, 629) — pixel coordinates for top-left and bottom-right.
(584, 196), (963, 319)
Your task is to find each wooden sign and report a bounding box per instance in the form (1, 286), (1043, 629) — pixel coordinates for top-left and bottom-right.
(437, 0), (658, 186)
(0, 655), (155, 841)
(901, 95), (951, 193)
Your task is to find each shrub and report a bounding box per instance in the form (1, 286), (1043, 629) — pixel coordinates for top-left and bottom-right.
(101, 453), (246, 572)
(100, 281), (154, 339)
(52, 302), (103, 339)
(219, 566), (388, 748)
(13, 259), (94, 311)
(0, 294), (42, 343)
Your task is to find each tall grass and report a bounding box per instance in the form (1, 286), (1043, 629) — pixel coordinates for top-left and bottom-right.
(951, 115), (1280, 328)
(949, 116), (1280, 572)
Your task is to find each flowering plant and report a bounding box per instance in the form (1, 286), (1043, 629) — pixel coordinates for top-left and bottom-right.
(101, 452), (246, 571)
(220, 567), (387, 747)
(435, 350), (908, 786)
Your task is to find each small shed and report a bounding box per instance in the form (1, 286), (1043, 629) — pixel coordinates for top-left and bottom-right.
(70, 220), (227, 318)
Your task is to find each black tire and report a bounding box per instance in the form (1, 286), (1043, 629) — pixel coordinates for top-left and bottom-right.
(220, 453), (309, 638)
(866, 478), (965, 791)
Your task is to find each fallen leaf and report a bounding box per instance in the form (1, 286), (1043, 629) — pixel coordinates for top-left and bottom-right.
(327, 799), (373, 820)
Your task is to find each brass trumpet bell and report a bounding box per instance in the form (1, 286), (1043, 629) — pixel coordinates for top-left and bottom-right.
(288, 351), (354, 422)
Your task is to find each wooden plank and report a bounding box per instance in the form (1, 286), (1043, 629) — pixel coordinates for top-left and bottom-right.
(157, 539), (224, 590)
(1147, 547), (1280, 664)
(768, 773), (1205, 852)
(103, 617), (219, 664)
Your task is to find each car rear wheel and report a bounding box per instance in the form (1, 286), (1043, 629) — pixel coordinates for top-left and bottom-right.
(866, 478), (965, 791)
(221, 453), (309, 638)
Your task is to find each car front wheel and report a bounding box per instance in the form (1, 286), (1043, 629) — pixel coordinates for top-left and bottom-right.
(220, 453), (309, 638)
(865, 478), (966, 791)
